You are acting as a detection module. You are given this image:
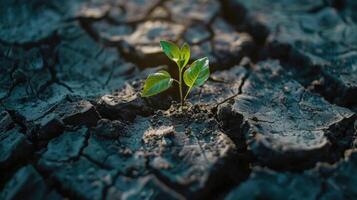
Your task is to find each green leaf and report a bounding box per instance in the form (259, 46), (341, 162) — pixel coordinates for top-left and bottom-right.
(184, 57), (210, 88)
(177, 43), (190, 70)
(142, 70), (173, 97)
(160, 40), (180, 62)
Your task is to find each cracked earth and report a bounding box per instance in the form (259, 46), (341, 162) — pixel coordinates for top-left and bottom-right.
(0, 0), (356, 199)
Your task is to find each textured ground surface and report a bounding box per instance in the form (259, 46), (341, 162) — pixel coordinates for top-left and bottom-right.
(0, 0), (356, 199)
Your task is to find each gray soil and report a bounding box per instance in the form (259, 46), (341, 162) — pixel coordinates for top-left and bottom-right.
(0, 0), (356, 199)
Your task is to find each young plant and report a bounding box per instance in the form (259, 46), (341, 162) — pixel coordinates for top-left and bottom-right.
(141, 40), (210, 107)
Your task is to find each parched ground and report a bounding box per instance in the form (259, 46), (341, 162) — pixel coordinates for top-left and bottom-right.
(0, 0), (356, 199)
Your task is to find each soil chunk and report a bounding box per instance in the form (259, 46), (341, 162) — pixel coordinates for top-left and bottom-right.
(218, 61), (355, 169)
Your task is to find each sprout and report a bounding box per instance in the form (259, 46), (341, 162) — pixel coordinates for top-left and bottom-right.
(142, 40), (210, 107)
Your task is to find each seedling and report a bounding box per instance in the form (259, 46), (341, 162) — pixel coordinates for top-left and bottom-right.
(141, 40), (210, 107)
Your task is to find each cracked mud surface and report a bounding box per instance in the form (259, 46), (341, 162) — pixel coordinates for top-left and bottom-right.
(0, 0), (356, 199)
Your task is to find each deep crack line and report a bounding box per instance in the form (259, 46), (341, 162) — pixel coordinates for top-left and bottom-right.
(101, 170), (121, 200)
(214, 71), (250, 109)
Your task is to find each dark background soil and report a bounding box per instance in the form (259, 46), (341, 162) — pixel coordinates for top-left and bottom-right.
(0, 0), (356, 199)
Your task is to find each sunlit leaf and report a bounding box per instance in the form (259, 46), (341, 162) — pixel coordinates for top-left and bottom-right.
(183, 57), (210, 89)
(178, 43), (190, 70)
(142, 70), (173, 97)
(160, 40), (180, 62)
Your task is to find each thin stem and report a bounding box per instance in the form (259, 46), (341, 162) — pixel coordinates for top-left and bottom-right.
(178, 68), (183, 107)
(184, 86), (192, 101)
(173, 79), (180, 84)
